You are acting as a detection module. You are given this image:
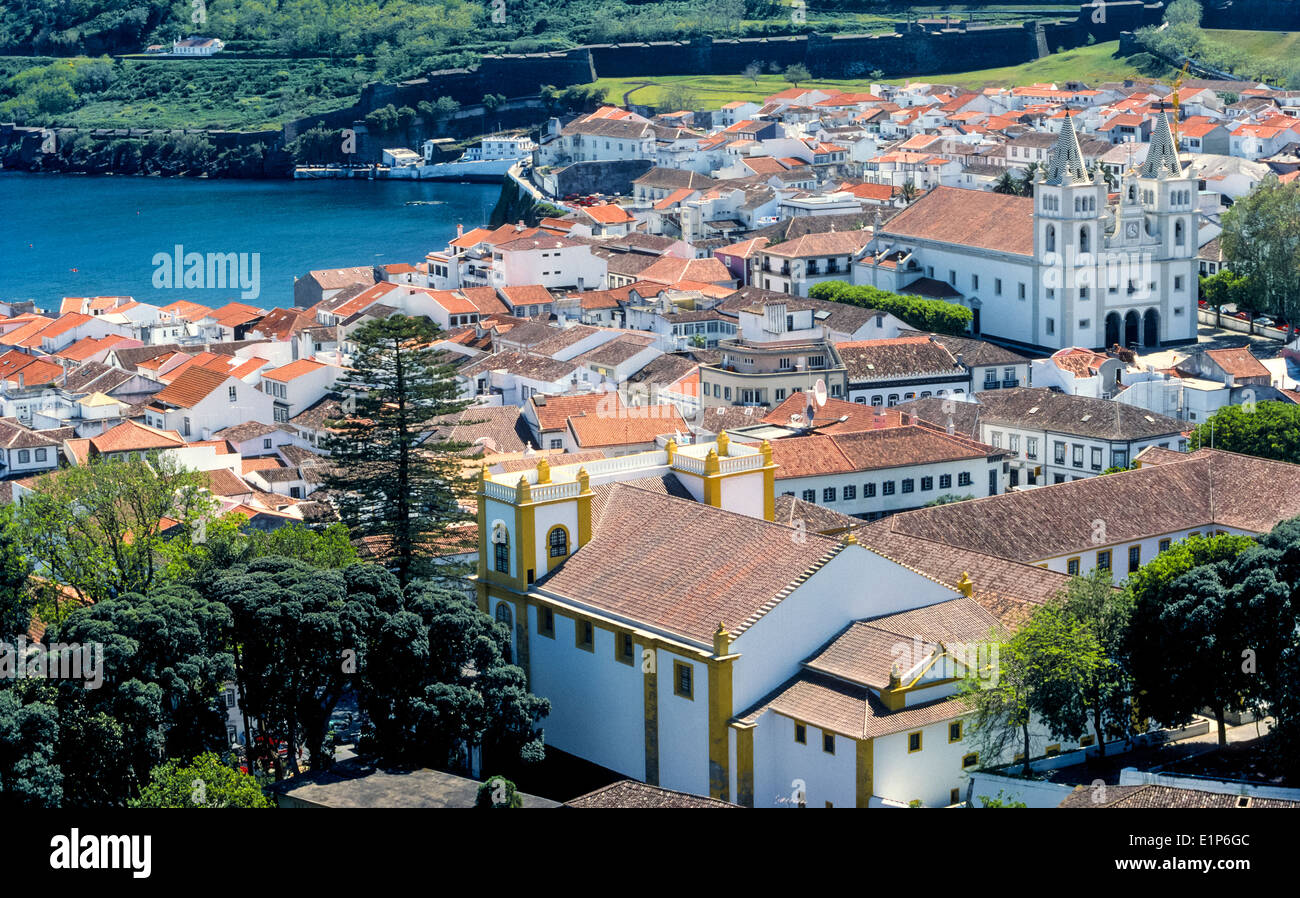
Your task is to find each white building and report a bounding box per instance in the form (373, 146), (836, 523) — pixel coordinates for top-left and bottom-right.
(856, 113), (1199, 354)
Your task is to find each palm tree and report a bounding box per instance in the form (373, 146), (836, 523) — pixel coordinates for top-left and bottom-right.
(993, 171), (1018, 195)
(899, 180), (919, 205)
(1017, 161), (1040, 197)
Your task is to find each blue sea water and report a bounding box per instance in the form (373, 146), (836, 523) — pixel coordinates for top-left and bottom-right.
(0, 172), (502, 310)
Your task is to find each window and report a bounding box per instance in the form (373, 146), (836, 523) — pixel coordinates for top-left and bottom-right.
(1091, 447), (1102, 470)
(576, 619), (594, 651)
(674, 661), (693, 699)
(1054, 441), (1066, 465)
(548, 438), (562, 450)
(34, 448), (46, 462)
(962, 752), (979, 769)
(1097, 550), (1111, 570)
(816, 731), (834, 755)
(229, 386), (238, 402)
(990, 431), (1002, 448)
(908, 731), (922, 753)
(1046, 317), (1055, 335)
(548, 526), (569, 558)
(17, 450), (29, 464)
(882, 480), (895, 496)
(795, 722), (807, 744)
(823, 487), (836, 503)
(1067, 557), (1081, 576)
(842, 485), (856, 501)
(950, 788), (962, 806)
(1009, 434), (1020, 454)
(1158, 538), (1171, 553)
(901, 478), (914, 493)
(617, 632), (635, 665)
(870, 395), (883, 407)
(494, 534), (509, 573)
(538, 606), (554, 637)
(1128, 545), (1141, 573)
(864, 483), (876, 498)
(957, 472), (972, 487)
(939, 474), (952, 489)
(183, 417), (192, 437)
(1045, 744), (1061, 758)
(1018, 283), (1026, 300)
(920, 476), (933, 491)
(1111, 449), (1128, 469)
(949, 722), (963, 743)
(802, 489), (815, 502)
(1026, 437), (1038, 460)
(995, 278), (1002, 295)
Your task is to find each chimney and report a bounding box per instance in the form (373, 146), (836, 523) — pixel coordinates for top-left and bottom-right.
(17, 373), (23, 389)
(457, 223), (464, 238)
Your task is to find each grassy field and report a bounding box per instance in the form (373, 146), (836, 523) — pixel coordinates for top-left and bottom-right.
(1203, 28), (1300, 60)
(594, 41), (1170, 107)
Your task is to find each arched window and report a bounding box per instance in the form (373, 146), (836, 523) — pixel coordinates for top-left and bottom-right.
(495, 602), (513, 630)
(493, 527), (510, 573)
(548, 526), (569, 558)
(1175, 220), (1185, 246)
(1128, 184), (1136, 202)
(1079, 226), (1090, 253)
(1045, 225), (1056, 253)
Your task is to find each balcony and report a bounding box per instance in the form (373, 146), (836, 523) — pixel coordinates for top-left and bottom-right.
(1002, 379), (1019, 388)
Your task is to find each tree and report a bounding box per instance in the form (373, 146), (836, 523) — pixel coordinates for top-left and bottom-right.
(1198, 268), (1249, 328)
(17, 454), (215, 602)
(210, 558), (398, 778)
(1217, 519), (1300, 773)
(961, 601), (1101, 776)
(131, 752), (270, 808)
(359, 582), (549, 775)
(899, 180), (919, 205)
(54, 584), (236, 802)
(322, 315), (473, 586)
(1220, 177), (1300, 341)
(743, 61), (763, 86)
(1165, 0), (1203, 28)
(1017, 161), (1040, 197)
(992, 171), (1019, 195)
(476, 774), (522, 808)
(783, 64), (810, 88)
(1125, 533), (1255, 745)
(658, 82), (698, 114)
(1058, 569), (1134, 756)
(0, 680), (62, 808)
(1189, 401), (1300, 463)
(0, 506), (34, 640)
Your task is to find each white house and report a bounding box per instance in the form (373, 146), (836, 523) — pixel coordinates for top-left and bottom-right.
(144, 366), (276, 439)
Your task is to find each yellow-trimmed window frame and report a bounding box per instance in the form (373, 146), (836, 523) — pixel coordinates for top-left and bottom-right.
(538, 605), (555, 638)
(1045, 743), (1061, 757)
(546, 524), (571, 559)
(822, 731), (835, 755)
(962, 751), (979, 769)
(1096, 549), (1111, 570)
(672, 660), (693, 700)
(575, 617), (594, 652)
(948, 721), (963, 743)
(794, 721), (807, 744)
(907, 730), (923, 753)
(1066, 556), (1081, 576)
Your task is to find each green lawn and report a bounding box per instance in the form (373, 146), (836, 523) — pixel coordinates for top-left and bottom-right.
(594, 41), (1168, 107)
(1203, 28), (1300, 60)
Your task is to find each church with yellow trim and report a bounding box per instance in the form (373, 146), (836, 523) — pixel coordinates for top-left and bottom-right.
(473, 432), (1090, 807)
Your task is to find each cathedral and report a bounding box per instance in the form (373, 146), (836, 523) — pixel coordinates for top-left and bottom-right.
(856, 111), (1199, 354)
